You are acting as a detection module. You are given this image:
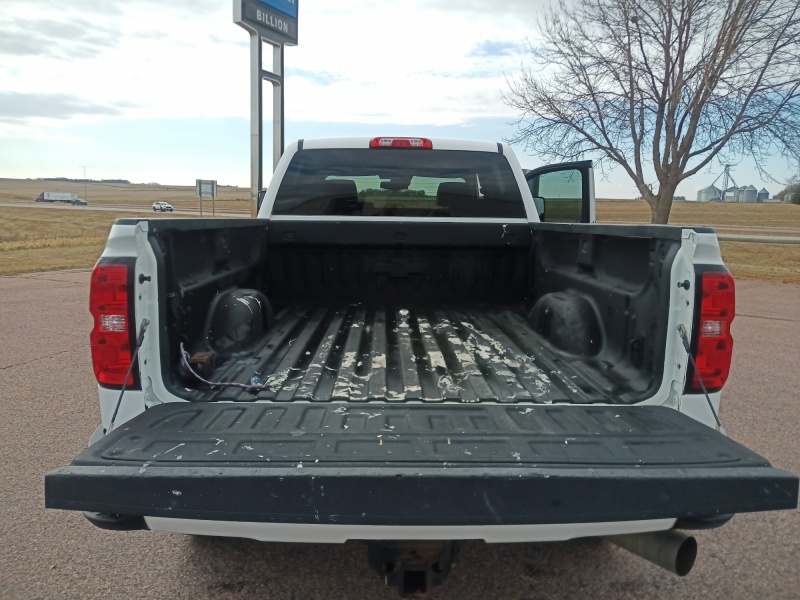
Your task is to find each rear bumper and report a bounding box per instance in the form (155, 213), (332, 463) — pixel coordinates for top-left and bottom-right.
(47, 462), (797, 527)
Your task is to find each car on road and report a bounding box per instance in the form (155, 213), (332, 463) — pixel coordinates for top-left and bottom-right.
(70, 198), (88, 206)
(152, 201), (173, 212)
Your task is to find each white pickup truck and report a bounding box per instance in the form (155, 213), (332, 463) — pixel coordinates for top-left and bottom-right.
(46, 137), (797, 596)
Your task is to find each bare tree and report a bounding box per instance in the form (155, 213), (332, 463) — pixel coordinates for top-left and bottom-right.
(504, 0), (800, 223)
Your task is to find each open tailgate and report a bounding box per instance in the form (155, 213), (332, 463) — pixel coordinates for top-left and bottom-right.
(45, 403), (798, 525)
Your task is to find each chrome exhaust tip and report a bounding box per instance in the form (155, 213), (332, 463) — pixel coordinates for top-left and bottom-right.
(605, 530), (697, 576)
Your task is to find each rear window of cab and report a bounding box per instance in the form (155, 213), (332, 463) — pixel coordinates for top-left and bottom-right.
(272, 148), (526, 218)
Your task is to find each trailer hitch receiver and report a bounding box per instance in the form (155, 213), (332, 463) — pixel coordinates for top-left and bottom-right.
(367, 541), (459, 597)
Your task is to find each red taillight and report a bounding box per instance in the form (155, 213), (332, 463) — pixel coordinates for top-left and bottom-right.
(691, 271), (735, 392)
(369, 137), (433, 149)
(90, 263), (133, 386)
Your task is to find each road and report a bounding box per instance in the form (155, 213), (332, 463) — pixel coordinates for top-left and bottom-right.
(0, 272), (798, 600)
(0, 201), (248, 218)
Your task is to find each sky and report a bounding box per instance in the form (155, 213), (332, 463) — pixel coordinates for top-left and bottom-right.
(0, 0), (795, 198)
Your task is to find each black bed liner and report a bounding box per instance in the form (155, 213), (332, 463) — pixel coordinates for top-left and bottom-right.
(45, 403), (798, 526)
(186, 304), (631, 404)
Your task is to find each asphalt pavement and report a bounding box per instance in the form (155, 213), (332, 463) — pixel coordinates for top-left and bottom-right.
(0, 272), (798, 600)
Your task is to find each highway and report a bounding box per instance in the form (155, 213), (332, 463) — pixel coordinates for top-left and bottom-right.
(0, 272), (798, 600)
(0, 201), (248, 218)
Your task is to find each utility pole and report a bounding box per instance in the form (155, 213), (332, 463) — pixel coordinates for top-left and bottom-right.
(79, 166), (89, 202)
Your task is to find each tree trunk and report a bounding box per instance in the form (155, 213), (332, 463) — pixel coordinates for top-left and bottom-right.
(650, 187), (677, 224)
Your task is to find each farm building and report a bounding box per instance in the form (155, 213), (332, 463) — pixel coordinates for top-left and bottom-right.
(697, 185), (722, 202)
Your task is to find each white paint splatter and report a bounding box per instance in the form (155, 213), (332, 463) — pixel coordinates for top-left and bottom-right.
(341, 352), (358, 369)
(164, 443), (185, 455)
(455, 351), (475, 365)
(428, 351), (447, 369)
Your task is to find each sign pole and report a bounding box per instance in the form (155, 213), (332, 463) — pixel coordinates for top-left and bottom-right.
(250, 32), (264, 218)
(234, 0), (298, 218)
(273, 42), (284, 172)
(196, 179), (217, 217)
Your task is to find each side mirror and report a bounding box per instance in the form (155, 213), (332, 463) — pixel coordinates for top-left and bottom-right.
(533, 196), (545, 221)
(256, 190), (267, 213)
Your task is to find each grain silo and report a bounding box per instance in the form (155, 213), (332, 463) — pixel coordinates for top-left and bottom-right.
(758, 188), (770, 202)
(741, 185), (758, 203)
(697, 185), (722, 201)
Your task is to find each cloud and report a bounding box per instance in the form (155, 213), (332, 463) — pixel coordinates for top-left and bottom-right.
(468, 40), (523, 58)
(4, 0), (123, 16)
(3, 0), (217, 16)
(427, 0), (545, 17)
(136, 0), (220, 10)
(0, 17), (119, 59)
(292, 69), (341, 86)
(0, 92), (134, 123)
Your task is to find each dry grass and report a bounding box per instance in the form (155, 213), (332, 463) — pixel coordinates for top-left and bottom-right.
(0, 236), (107, 252)
(0, 207), (194, 276)
(718, 242), (800, 284)
(596, 200), (800, 229)
(0, 207), (144, 244)
(2, 244), (108, 276)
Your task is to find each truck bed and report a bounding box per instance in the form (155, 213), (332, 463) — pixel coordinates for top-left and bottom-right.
(187, 304), (623, 404)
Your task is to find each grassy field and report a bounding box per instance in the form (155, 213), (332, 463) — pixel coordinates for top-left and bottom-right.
(1, 179), (798, 281)
(596, 200), (800, 229)
(0, 208), (197, 276)
(0, 176), (250, 275)
(718, 241), (800, 283)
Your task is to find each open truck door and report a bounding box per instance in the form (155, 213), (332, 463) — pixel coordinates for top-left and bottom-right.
(526, 160), (595, 223)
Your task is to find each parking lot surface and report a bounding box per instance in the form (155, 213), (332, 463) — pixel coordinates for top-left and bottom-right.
(1, 271), (797, 599)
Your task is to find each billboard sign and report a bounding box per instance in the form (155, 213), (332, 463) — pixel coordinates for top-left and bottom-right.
(196, 179), (217, 198)
(234, 0), (298, 45)
(254, 0), (297, 19)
